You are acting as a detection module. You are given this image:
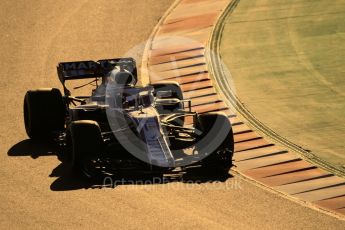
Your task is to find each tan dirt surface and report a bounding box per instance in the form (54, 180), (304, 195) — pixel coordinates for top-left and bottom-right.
(0, 0), (344, 229)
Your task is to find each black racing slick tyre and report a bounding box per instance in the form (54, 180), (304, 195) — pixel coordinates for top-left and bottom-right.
(196, 112), (234, 174)
(24, 88), (65, 139)
(69, 120), (104, 177)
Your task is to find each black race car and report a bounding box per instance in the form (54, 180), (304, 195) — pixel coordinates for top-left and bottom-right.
(24, 58), (234, 178)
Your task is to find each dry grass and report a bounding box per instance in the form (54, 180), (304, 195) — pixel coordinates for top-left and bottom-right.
(220, 0), (345, 169)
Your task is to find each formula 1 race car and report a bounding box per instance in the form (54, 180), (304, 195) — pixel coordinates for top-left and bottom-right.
(23, 58), (234, 178)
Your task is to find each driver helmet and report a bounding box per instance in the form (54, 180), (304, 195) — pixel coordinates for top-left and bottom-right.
(107, 67), (136, 86)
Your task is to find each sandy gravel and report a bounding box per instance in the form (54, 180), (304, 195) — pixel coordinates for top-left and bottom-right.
(0, 0), (344, 229)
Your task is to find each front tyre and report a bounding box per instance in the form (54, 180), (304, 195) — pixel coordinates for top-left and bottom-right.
(69, 120), (104, 178)
(196, 112), (234, 174)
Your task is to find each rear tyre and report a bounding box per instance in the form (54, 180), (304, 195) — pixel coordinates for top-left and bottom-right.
(24, 88), (65, 139)
(196, 112), (234, 174)
(69, 120), (104, 178)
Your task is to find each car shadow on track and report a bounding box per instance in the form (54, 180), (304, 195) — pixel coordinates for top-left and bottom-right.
(8, 139), (94, 190)
(8, 139), (60, 158)
(8, 139), (234, 191)
(50, 164), (234, 191)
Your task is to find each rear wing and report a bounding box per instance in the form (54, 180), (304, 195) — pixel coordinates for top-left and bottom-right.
(57, 58), (137, 81)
